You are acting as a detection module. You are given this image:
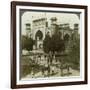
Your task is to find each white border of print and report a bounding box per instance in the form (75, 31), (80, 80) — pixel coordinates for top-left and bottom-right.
(16, 6), (85, 85)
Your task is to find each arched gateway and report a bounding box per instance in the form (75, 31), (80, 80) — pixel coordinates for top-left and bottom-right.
(35, 30), (43, 40)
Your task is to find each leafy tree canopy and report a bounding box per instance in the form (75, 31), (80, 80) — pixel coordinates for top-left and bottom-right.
(22, 35), (35, 51)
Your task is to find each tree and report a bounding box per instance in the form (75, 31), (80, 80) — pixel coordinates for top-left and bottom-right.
(43, 27), (65, 54)
(43, 33), (51, 53)
(50, 32), (65, 53)
(22, 35), (27, 50)
(22, 35), (34, 51)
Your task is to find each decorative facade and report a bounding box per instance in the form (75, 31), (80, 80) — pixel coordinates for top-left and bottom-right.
(25, 17), (79, 50)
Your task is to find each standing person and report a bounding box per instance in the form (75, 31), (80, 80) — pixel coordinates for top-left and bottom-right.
(49, 51), (53, 65)
(41, 66), (45, 77)
(47, 64), (50, 77)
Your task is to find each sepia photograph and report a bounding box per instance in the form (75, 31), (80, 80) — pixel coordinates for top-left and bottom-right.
(11, 1), (87, 88)
(20, 10), (80, 80)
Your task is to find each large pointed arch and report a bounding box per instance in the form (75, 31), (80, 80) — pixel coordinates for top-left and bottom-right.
(64, 33), (70, 41)
(35, 30), (43, 40)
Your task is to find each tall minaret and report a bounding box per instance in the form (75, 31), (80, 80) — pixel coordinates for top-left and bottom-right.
(25, 23), (31, 37)
(50, 17), (57, 35)
(74, 23), (79, 39)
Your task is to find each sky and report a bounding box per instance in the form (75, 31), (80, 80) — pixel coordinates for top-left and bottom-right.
(21, 11), (80, 35)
